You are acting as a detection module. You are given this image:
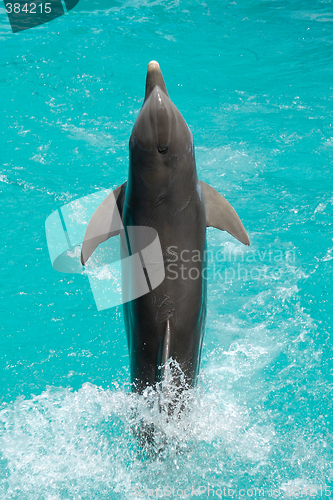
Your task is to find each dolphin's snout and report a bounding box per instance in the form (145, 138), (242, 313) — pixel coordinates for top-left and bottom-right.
(145, 60), (169, 102)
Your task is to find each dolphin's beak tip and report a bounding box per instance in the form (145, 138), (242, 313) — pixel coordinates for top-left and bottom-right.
(148, 60), (159, 67)
(147, 60), (161, 73)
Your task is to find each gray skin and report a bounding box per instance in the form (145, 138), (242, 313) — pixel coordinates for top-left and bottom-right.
(123, 63), (207, 394)
(81, 61), (249, 399)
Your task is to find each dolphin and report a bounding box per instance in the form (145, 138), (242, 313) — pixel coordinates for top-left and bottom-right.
(81, 61), (250, 401)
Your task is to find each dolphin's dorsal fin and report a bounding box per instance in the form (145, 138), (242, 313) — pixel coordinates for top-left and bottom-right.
(81, 182), (127, 265)
(157, 319), (172, 384)
(200, 180), (250, 246)
(161, 319), (171, 375)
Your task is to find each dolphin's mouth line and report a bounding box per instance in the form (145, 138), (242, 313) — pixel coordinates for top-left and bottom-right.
(154, 168), (177, 206)
(173, 188), (196, 216)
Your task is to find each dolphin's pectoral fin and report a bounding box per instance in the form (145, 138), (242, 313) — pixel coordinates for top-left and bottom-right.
(200, 180), (250, 246)
(81, 182), (127, 265)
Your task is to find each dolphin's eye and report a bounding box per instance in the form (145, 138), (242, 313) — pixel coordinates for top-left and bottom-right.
(158, 146), (168, 154)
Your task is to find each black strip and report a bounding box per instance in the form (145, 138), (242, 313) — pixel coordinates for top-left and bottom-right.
(58, 209), (72, 249)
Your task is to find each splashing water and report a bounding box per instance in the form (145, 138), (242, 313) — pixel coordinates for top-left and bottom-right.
(1, 0), (333, 497)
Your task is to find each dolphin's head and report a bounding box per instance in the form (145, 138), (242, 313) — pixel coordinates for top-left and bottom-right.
(129, 61), (194, 179)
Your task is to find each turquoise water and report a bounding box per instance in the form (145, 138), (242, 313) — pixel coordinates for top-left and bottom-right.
(1, 0), (332, 498)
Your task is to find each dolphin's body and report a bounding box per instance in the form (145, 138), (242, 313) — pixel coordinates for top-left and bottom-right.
(81, 61), (249, 398)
